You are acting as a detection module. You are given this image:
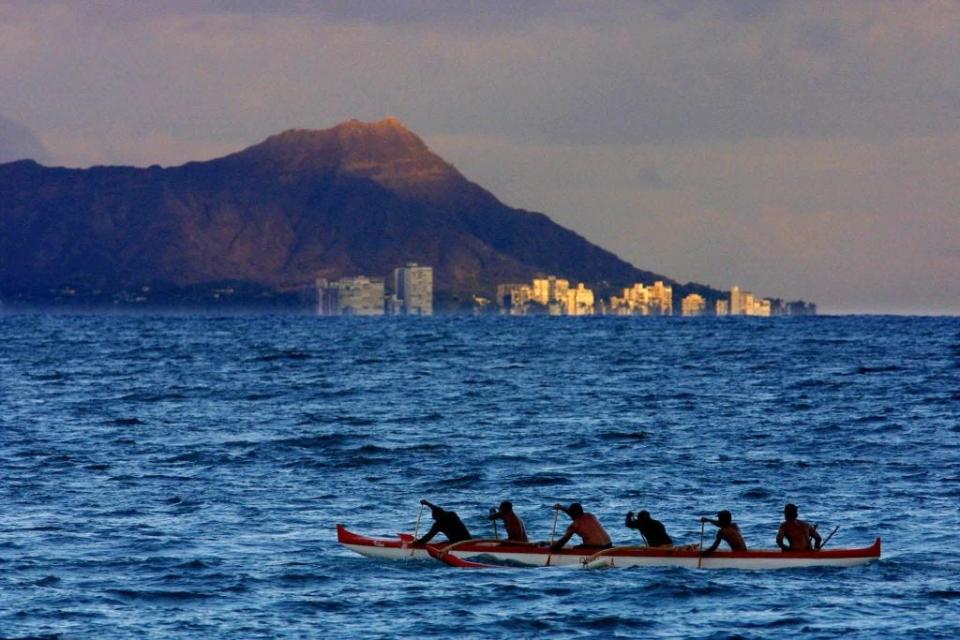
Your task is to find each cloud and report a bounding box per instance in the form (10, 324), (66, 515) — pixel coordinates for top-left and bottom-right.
(4, 2), (959, 155)
(0, 1), (957, 312)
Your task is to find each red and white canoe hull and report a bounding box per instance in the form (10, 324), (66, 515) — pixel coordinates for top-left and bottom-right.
(336, 523), (432, 561)
(580, 540), (882, 570)
(440, 539), (882, 570)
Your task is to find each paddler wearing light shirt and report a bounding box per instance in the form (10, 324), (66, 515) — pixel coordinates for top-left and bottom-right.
(550, 502), (612, 551)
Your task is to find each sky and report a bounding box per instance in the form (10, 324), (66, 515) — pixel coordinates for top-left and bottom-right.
(1, 1), (958, 314)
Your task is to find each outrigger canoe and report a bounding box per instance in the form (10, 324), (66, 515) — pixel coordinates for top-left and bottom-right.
(336, 524), (433, 560)
(337, 524), (881, 570)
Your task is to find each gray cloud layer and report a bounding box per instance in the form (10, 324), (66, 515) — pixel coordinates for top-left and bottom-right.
(1, 1), (957, 312)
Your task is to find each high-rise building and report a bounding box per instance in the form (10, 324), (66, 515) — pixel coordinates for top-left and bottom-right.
(392, 263), (433, 315)
(316, 276), (385, 315)
(563, 282), (595, 315)
(496, 275), (592, 315)
(649, 281), (673, 315)
(730, 285), (742, 315)
(531, 276), (570, 306)
(681, 293), (706, 316)
(609, 281), (672, 315)
(728, 285), (772, 316)
(531, 278), (550, 305)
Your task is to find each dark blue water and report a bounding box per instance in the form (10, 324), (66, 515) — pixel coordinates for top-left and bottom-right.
(1, 314), (958, 639)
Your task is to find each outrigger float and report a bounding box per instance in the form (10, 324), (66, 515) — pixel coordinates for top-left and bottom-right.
(336, 524), (881, 570)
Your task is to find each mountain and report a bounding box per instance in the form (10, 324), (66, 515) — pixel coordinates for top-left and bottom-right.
(0, 117), (717, 308)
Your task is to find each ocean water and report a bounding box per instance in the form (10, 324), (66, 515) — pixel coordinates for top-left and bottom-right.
(1, 313), (958, 639)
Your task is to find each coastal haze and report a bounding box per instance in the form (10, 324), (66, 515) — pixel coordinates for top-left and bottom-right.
(1, 2), (958, 313)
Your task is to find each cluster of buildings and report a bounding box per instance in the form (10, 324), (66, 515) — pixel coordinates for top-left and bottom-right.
(495, 275), (814, 317)
(316, 263), (433, 315)
(498, 276), (678, 316)
(716, 285), (770, 317)
(609, 281), (674, 315)
(496, 276), (596, 316)
(315, 264), (815, 318)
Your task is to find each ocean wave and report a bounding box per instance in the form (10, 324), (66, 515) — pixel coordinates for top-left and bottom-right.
(337, 415), (377, 426)
(789, 378), (848, 390)
(852, 364), (902, 374)
(740, 616), (809, 628)
(106, 588), (215, 601)
(175, 559), (214, 570)
(30, 371), (66, 381)
(161, 451), (205, 464)
(268, 434), (357, 449)
(110, 417), (144, 425)
(118, 391), (188, 402)
(242, 392), (275, 401)
(512, 474), (572, 487)
(401, 443), (449, 452)
(599, 430), (651, 441)
(278, 598), (349, 612)
(491, 617), (555, 632)
(391, 412), (444, 423)
(440, 473), (484, 486)
(251, 350), (312, 362)
(334, 456), (389, 469)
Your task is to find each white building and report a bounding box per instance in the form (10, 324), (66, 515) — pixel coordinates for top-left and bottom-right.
(317, 276), (385, 315)
(727, 285), (772, 317)
(392, 263), (433, 315)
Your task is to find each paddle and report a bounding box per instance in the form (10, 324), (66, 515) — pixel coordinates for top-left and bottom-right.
(697, 519), (706, 569)
(545, 505), (560, 567)
(489, 507), (500, 540)
(409, 503), (425, 558)
(819, 525), (840, 550)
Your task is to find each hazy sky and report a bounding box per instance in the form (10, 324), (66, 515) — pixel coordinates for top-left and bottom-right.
(2, 1), (958, 313)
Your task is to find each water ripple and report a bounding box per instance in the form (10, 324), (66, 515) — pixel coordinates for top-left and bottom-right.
(0, 314), (958, 638)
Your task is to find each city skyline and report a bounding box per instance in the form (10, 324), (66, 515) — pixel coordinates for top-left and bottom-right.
(1, 2), (958, 314)
(317, 264), (434, 316)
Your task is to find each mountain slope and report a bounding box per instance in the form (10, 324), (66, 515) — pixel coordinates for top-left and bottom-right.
(0, 118), (695, 306)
